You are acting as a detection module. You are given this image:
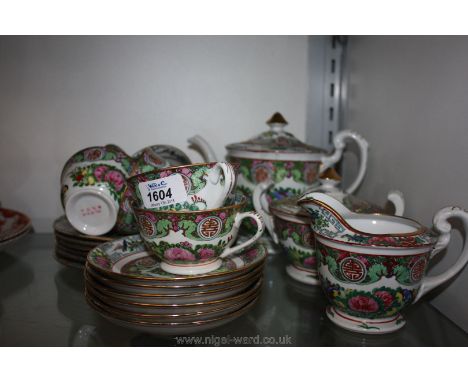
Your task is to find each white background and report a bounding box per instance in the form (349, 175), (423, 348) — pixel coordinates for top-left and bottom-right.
(0, 36), (309, 231)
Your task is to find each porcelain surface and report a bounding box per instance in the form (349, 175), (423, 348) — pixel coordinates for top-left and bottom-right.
(87, 234), (268, 285)
(132, 195), (264, 275)
(0, 207), (32, 246)
(298, 192), (468, 334)
(128, 162), (236, 212)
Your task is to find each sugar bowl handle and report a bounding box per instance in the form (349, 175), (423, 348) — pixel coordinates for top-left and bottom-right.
(320, 130), (369, 194)
(220, 211), (265, 258)
(414, 206), (468, 302)
(252, 180), (279, 244)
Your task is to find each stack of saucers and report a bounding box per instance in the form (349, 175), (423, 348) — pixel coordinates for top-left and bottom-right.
(53, 216), (117, 269)
(85, 235), (266, 335)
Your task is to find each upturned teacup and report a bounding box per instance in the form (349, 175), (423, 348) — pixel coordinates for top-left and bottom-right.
(132, 195), (265, 275)
(127, 162), (237, 212)
(61, 145), (132, 236)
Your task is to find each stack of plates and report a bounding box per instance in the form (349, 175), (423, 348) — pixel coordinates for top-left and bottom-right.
(85, 235), (267, 335)
(0, 207), (32, 248)
(53, 216), (118, 269)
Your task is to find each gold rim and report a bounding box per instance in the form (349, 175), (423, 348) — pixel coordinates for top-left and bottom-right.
(85, 267), (262, 298)
(86, 260), (264, 290)
(86, 291), (260, 327)
(86, 241), (267, 282)
(85, 284), (260, 318)
(85, 277), (262, 308)
(298, 198), (427, 237)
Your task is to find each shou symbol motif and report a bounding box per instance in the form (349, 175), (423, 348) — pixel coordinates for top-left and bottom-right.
(340, 258), (367, 282)
(197, 216), (222, 239)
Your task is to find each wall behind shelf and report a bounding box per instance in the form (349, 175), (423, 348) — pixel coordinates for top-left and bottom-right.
(342, 36), (468, 333)
(0, 36), (310, 232)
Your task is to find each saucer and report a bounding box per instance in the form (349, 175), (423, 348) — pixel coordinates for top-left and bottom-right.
(0, 208), (32, 247)
(86, 292), (259, 336)
(87, 234), (267, 286)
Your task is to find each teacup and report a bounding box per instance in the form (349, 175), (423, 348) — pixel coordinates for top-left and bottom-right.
(132, 195), (265, 275)
(61, 145), (132, 236)
(127, 162), (237, 212)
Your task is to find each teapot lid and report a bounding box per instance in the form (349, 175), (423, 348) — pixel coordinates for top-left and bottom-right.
(225, 112), (326, 159)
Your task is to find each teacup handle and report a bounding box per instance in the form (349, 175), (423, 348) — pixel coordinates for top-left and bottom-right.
(319, 130), (369, 194)
(252, 180), (279, 244)
(209, 162), (237, 200)
(414, 206), (468, 302)
(220, 211), (265, 258)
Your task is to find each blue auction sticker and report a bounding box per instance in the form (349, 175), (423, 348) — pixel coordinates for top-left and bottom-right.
(138, 174), (188, 209)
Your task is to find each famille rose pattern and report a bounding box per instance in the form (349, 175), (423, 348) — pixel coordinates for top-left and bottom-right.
(303, 205), (437, 248)
(129, 163), (220, 211)
(230, 157), (320, 232)
(316, 242), (431, 320)
(61, 145), (178, 235)
(274, 217), (317, 272)
(87, 235), (267, 278)
(133, 204), (243, 264)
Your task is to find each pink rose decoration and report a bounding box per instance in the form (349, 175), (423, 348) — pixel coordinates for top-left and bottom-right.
(95, 256), (110, 269)
(219, 212), (227, 220)
(94, 165), (108, 182)
(181, 167), (192, 176)
(303, 256), (317, 268)
(179, 241), (192, 248)
(105, 170), (125, 191)
(158, 170), (171, 178)
(199, 248), (215, 260)
(348, 296), (379, 313)
(164, 247), (195, 261)
(195, 215), (206, 223)
(374, 291), (394, 308)
(84, 148), (104, 161)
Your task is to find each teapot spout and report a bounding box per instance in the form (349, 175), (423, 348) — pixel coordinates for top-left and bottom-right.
(187, 135), (218, 162)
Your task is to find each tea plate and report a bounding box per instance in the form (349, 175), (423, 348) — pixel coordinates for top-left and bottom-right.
(85, 277), (262, 315)
(86, 293), (259, 336)
(85, 262), (263, 295)
(87, 234), (267, 286)
(0, 207), (32, 246)
(85, 269), (259, 304)
(85, 284), (259, 323)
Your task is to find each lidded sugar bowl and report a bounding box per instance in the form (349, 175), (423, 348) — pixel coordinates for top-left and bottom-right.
(261, 168), (405, 285)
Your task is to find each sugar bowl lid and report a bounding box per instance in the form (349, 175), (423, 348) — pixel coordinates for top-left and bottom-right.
(225, 112), (326, 160)
(270, 168), (385, 224)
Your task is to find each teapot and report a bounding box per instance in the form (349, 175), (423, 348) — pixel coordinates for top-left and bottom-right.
(297, 192), (468, 334)
(256, 168), (405, 285)
(188, 112), (369, 236)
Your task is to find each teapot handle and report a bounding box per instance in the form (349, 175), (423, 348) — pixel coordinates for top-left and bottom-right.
(414, 206), (468, 302)
(187, 135), (218, 162)
(319, 130), (369, 194)
(252, 180), (279, 244)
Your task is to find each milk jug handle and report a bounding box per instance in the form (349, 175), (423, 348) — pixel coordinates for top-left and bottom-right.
(414, 207), (468, 302)
(319, 130), (369, 194)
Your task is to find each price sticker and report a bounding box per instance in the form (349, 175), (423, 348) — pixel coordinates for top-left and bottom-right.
(138, 174), (188, 209)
